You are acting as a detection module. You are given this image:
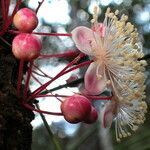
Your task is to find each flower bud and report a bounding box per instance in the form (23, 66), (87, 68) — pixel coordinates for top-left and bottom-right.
(84, 106), (98, 124)
(12, 33), (42, 60)
(13, 8), (38, 32)
(61, 94), (91, 123)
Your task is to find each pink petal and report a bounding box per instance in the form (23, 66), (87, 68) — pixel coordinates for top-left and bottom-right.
(71, 26), (95, 55)
(84, 62), (106, 95)
(100, 102), (115, 128)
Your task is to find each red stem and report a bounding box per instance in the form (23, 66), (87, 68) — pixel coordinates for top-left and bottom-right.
(33, 64), (52, 79)
(62, 60), (92, 75)
(27, 54), (85, 100)
(17, 60), (24, 96)
(32, 70), (50, 78)
(31, 74), (43, 85)
(32, 32), (72, 37)
(31, 74), (63, 103)
(5, 0), (10, 18)
(35, 51), (80, 93)
(32, 66), (62, 103)
(31, 73), (49, 92)
(85, 95), (112, 100)
(8, 30), (72, 37)
(39, 50), (79, 59)
(0, 36), (11, 47)
(23, 61), (33, 99)
(23, 103), (63, 116)
(30, 65), (111, 102)
(11, 0), (22, 17)
(30, 60), (91, 100)
(1, 0), (6, 20)
(0, 0), (22, 35)
(36, 94), (112, 101)
(36, 94), (68, 98)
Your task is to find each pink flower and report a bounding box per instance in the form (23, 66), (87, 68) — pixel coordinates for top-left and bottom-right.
(71, 7), (147, 141)
(71, 25), (107, 95)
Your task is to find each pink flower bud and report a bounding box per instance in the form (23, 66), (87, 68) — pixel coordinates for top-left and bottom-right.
(12, 33), (42, 60)
(84, 106), (98, 124)
(13, 8), (38, 32)
(61, 94), (92, 123)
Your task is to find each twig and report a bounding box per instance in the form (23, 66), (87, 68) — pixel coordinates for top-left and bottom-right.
(35, 0), (45, 14)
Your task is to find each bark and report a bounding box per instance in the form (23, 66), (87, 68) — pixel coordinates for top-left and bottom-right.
(0, 35), (34, 150)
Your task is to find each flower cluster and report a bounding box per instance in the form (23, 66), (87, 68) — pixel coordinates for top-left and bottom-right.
(1, 0), (147, 142)
(71, 7), (147, 142)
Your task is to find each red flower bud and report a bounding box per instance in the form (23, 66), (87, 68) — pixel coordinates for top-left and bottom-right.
(61, 94), (91, 123)
(12, 33), (42, 60)
(84, 106), (98, 124)
(13, 8), (38, 32)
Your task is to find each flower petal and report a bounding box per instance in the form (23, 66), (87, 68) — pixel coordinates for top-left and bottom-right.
(100, 102), (115, 128)
(71, 26), (95, 55)
(84, 62), (106, 95)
